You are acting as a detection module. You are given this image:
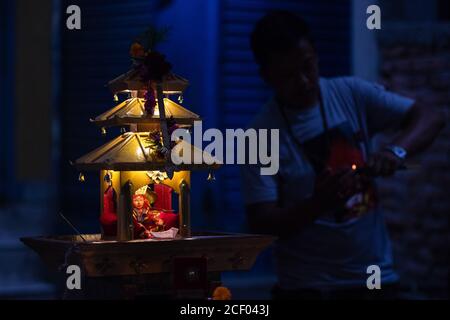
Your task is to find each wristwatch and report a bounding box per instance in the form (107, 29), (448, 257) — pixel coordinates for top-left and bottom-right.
(384, 145), (408, 162)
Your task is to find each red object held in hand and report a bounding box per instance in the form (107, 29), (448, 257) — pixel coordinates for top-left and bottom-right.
(326, 137), (365, 173)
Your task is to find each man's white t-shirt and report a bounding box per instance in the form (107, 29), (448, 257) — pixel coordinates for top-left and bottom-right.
(241, 77), (415, 290)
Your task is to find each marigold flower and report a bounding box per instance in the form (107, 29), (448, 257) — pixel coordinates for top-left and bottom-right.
(212, 286), (231, 300)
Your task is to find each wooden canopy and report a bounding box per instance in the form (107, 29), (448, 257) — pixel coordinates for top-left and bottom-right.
(74, 132), (220, 171)
(107, 70), (189, 94)
(91, 98), (200, 127)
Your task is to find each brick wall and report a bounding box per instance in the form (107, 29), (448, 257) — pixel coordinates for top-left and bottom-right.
(378, 24), (450, 299)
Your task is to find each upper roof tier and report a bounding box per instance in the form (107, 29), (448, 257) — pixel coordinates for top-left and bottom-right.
(107, 69), (189, 95)
(91, 97), (200, 127)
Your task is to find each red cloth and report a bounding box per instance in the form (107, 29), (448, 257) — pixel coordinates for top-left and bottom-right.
(153, 184), (179, 229)
(159, 212), (179, 229)
(100, 186), (118, 236)
(153, 184), (173, 211)
(133, 215), (151, 239)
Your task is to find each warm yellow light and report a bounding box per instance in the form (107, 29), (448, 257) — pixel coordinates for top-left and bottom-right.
(351, 164), (357, 171)
(136, 147), (144, 158)
(78, 172), (86, 182)
(119, 170), (190, 194)
(146, 170), (169, 183)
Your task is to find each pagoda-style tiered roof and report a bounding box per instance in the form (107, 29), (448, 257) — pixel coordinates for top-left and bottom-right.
(107, 70), (189, 94)
(74, 132), (220, 171)
(91, 98), (200, 127)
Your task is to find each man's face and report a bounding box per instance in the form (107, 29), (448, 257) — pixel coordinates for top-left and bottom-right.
(261, 39), (319, 109)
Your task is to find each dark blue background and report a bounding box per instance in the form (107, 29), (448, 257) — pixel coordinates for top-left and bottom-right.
(2, 0), (448, 300)
(0, 0), (352, 298)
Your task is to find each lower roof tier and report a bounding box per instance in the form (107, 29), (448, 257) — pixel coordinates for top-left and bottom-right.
(74, 132), (220, 172)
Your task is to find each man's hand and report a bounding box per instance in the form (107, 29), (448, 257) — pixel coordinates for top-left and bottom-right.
(245, 168), (368, 236)
(314, 168), (366, 213)
(367, 103), (445, 177)
(367, 150), (403, 177)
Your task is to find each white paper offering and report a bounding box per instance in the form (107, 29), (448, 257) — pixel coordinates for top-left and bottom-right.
(150, 227), (179, 239)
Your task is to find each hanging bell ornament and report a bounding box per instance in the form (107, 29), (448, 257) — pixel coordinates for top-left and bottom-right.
(207, 171), (216, 181)
(104, 171), (112, 186)
(178, 94), (183, 104)
(101, 127), (107, 136)
(120, 127), (127, 134)
(113, 94), (119, 102)
(78, 172), (86, 183)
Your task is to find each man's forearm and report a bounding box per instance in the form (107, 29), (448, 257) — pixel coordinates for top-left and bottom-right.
(392, 103), (445, 156)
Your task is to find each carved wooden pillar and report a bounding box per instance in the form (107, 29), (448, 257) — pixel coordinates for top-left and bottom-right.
(179, 179), (191, 238)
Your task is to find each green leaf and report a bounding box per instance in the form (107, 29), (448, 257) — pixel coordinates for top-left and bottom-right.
(138, 24), (172, 51)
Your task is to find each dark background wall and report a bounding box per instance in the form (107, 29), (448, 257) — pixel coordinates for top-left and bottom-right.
(0, 0), (14, 203)
(377, 0), (450, 299)
(0, 0), (57, 298)
(1, 0), (448, 299)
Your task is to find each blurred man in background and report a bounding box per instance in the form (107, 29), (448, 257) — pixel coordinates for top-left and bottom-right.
(241, 11), (445, 300)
